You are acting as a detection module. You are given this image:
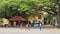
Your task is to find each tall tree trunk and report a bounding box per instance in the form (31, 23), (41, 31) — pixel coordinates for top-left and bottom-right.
(56, 4), (60, 27)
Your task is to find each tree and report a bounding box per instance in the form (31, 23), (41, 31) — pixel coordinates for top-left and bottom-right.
(0, 0), (60, 26)
(0, 0), (51, 18)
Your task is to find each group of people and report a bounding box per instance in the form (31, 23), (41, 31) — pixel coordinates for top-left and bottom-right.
(2, 18), (42, 31)
(31, 21), (42, 31)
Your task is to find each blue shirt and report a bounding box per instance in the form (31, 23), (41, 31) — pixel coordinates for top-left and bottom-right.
(38, 22), (42, 27)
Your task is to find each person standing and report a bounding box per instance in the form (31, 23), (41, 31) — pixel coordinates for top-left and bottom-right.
(25, 21), (31, 31)
(38, 21), (42, 31)
(31, 21), (35, 27)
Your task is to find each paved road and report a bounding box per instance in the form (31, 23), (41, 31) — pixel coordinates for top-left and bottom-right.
(0, 28), (60, 34)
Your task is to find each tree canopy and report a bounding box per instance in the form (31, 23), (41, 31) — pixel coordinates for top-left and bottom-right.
(0, 0), (60, 18)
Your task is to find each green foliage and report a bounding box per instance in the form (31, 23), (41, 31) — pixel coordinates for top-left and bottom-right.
(0, 0), (60, 18)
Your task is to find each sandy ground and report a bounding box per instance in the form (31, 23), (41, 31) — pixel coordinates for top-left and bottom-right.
(0, 28), (60, 34)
